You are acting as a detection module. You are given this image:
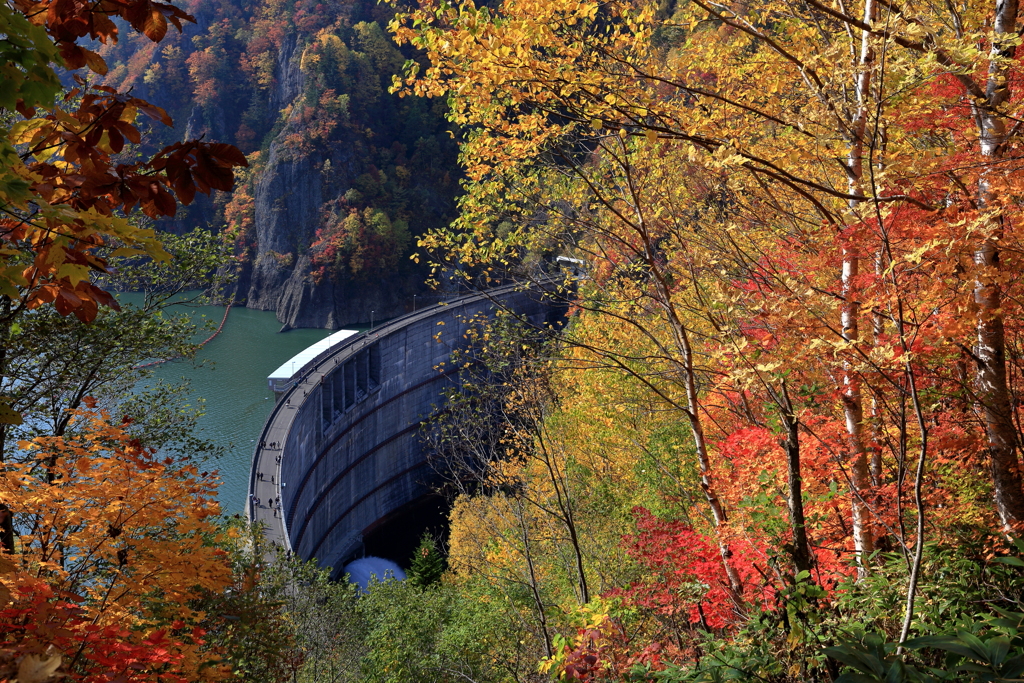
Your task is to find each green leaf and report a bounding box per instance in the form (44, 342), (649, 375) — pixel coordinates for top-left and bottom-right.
(988, 636), (1010, 666)
(992, 556), (1024, 568)
(1001, 654), (1024, 678)
(956, 630), (993, 661)
(823, 646), (885, 676)
(903, 635), (979, 661)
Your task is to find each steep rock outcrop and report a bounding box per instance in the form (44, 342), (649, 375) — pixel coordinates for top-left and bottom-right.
(269, 34), (304, 119)
(238, 39), (428, 329)
(245, 143), (325, 313)
(273, 254), (424, 330)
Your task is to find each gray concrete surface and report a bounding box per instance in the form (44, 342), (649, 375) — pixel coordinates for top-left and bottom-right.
(247, 283), (559, 573)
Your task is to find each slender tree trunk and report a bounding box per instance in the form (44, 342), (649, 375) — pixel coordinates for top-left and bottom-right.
(843, 0), (877, 572)
(0, 295), (13, 554)
(975, 0), (1024, 531)
(896, 323), (930, 650)
(672, 313), (744, 599)
(869, 251), (886, 488)
(777, 383), (812, 577)
(641, 216), (745, 603)
(535, 431), (590, 605)
(516, 498), (553, 658)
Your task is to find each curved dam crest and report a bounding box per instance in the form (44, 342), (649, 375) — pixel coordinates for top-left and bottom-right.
(248, 284), (559, 575)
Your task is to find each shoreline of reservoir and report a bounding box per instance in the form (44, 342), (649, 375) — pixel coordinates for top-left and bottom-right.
(120, 294), (335, 513)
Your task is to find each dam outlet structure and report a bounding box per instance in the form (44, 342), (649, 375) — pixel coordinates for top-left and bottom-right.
(247, 283), (560, 575)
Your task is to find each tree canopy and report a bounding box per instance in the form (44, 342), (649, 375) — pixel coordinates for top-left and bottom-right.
(0, 0), (246, 333)
(382, 0), (1024, 678)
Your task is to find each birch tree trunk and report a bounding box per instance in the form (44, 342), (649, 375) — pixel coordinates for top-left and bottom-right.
(632, 176), (746, 603)
(975, 0), (1024, 531)
(843, 0), (877, 571)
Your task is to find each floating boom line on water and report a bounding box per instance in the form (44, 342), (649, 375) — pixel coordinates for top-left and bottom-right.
(135, 304), (232, 370)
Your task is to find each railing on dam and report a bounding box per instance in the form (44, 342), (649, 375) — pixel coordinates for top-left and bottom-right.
(247, 282), (560, 574)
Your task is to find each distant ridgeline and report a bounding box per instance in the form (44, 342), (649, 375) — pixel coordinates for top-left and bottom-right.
(249, 284), (564, 575)
(97, 0), (460, 328)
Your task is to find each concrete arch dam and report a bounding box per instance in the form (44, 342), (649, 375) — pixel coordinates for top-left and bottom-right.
(248, 284), (558, 575)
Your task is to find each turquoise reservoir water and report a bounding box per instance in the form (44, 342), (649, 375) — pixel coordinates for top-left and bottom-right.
(127, 299), (332, 514)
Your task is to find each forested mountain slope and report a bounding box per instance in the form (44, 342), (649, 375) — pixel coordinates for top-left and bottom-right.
(10, 0), (1024, 679)
(95, 0), (460, 327)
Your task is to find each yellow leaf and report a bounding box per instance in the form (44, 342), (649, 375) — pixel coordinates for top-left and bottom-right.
(9, 119), (49, 146)
(55, 263), (90, 282)
(590, 118), (603, 131)
(83, 48), (107, 75)
(119, 105), (138, 123)
(0, 399), (22, 425)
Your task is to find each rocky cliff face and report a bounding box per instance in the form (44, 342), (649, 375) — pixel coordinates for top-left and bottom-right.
(268, 34), (304, 121)
(267, 254), (426, 329)
(96, 0), (459, 329)
(233, 38), (430, 330)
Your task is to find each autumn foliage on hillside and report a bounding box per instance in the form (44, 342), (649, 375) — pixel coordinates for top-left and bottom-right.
(0, 409), (230, 682)
(90, 0), (458, 282)
(15, 0), (1024, 678)
(0, 0), (246, 339)
(386, 0), (1024, 679)
(0, 0), (267, 679)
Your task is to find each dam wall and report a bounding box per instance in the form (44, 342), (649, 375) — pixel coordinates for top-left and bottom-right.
(252, 284), (558, 574)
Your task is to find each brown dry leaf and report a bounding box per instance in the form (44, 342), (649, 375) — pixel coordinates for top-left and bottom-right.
(17, 653), (61, 683)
